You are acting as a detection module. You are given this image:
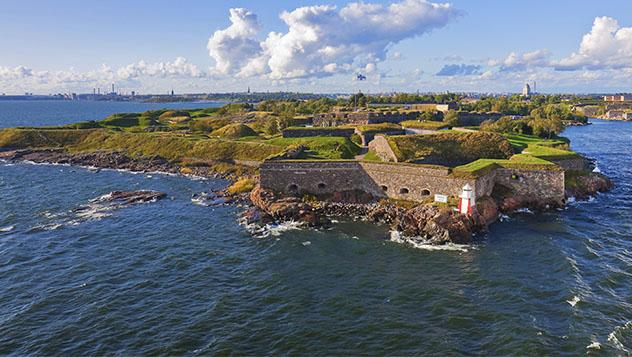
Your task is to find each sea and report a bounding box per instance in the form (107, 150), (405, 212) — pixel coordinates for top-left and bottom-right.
(0, 101), (631, 355)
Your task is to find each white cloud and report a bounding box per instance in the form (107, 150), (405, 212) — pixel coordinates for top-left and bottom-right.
(490, 49), (551, 72)
(0, 58), (206, 93)
(207, 0), (459, 79)
(555, 16), (632, 70)
(117, 57), (204, 79)
(207, 8), (262, 75)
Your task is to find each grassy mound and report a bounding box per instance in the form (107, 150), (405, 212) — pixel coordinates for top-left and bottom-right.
(0, 128), (99, 148)
(67, 130), (279, 161)
(350, 123), (402, 134)
(386, 131), (514, 165)
(211, 123), (258, 139)
(265, 136), (361, 160)
(189, 117), (231, 133)
(158, 110), (190, 121)
(400, 120), (448, 130)
(453, 155), (558, 178)
(502, 133), (569, 151)
(522, 144), (579, 160)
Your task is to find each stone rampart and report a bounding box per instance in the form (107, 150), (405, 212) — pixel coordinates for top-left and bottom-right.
(494, 168), (565, 202)
(367, 135), (398, 162)
(259, 160), (565, 204)
(282, 128), (355, 138)
(261, 161), (490, 202)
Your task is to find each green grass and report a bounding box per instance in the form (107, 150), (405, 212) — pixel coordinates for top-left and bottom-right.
(452, 155), (559, 177)
(265, 136), (361, 159)
(502, 133), (569, 151)
(0, 128), (100, 148)
(347, 123), (402, 134)
(362, 150), (383, 162)
(386, 131), (514, 165)
(522, 144), (580, 160)
(400, 120), (448, 130)
(210, 123), (258, 139)
(61, 130), (283, 162)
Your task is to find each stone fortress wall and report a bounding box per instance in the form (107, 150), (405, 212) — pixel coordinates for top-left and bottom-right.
(313, 111), (420, 127)
(259, 160), (565, 204)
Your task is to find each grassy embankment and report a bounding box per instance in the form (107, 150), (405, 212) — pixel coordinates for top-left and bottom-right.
(399, 120), (449, 130)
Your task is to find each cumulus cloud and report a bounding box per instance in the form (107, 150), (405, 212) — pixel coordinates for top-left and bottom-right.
(117, 57), (204, 79)
(207, 0), (459, 79)
(0, 57), (206, 93)
(555, 16), (632, 71)
(490, 49), (551, 72)
(206, 8), (262, 75)
(436, 64), (481, 76)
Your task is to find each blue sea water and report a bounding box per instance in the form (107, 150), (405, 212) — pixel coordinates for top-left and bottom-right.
(0, 100), (226, 128)
(0, 104), (631, 355)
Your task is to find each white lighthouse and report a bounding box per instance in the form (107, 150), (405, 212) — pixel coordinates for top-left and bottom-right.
(458, 184), (475, 215)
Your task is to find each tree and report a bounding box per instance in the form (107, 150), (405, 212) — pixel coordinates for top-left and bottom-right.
(443, 110), (459, 127)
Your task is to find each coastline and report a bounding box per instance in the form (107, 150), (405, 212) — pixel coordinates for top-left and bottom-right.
(0, 147), (614, 246)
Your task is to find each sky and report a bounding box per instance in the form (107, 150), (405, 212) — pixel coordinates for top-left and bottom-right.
(2, 0), (632, 94)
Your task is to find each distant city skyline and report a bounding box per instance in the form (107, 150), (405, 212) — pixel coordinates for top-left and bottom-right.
(2, 0), (632, 94)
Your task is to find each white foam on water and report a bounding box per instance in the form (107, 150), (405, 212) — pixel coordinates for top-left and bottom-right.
(302, 241), (311, 246)
(0, 225), (15, 232)
(607, 321), (632, 354)
(245, 221), (305, 238)
(567, 295), (580, 307)
(389, 230), (471, 252)
(515, 208), (534, 214)
(586, 341), (601, 350)
(593, 166), (601, 173)
(499, 214), (511, 222)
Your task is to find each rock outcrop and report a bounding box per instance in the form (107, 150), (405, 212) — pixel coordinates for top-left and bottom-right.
(247, 186), (492, 245)
(565, 172), (614, 200)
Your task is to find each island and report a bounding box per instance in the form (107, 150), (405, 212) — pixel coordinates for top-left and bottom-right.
(0, 93), (613, 246)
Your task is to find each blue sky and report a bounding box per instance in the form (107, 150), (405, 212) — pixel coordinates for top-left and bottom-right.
(2, 0), (632, 94)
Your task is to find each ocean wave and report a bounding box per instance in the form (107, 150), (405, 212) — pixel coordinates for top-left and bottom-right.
(389, 231), (471, 252)
(191, 192), (227, 207)
(244, 221), (305, 238)
(28, 191), (161, 232)
(0, 225), (15, 233)
(607, 321), (632, 353)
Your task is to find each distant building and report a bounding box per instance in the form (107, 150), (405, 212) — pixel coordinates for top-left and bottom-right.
(522, 83), (531, 98)
(604, 94), (632, 102)
(605, 110), (632, 120)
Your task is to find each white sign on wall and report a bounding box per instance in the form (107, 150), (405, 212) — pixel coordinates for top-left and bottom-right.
(434, 194), (448, 203)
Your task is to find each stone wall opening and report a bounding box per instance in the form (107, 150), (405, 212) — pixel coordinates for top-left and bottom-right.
(317, 183), (327, 190)
(381, 185), (388, 192)
(421, 189), (431, 196)
(399, 188), (409, 194)
(287, 184), (299, 193)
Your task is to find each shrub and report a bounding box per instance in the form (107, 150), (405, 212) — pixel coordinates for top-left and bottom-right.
(227, 177), (255, 194)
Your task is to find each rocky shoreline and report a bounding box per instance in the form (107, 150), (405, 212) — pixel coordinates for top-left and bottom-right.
(243, 169), (613, 245)
(1, 148), (614, 247)
(0, 148), (233, 179)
